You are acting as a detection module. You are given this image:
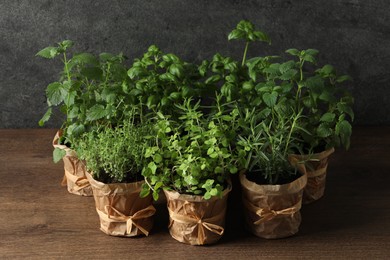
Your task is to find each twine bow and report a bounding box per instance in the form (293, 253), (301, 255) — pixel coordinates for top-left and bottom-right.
(243, 199), (302, 225)
(97, 204), (156, 236)
(168, 202), (224, 245)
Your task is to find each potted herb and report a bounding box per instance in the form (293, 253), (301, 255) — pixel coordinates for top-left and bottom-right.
(285, 48), (354, 203)
(223, 20), (307, 238)
(77, 117), (155, 237)
(141, 98), (239, 245)
(37, 40), (129, 196)
(236, 103), (307, 239)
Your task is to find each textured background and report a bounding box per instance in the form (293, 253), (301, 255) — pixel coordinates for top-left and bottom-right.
(1, 0), (389, 128)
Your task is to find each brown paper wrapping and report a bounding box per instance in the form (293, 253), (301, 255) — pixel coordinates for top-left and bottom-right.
(290, 147), (335, 204)
(52, 130), (92, 196)
(239, 166), (307, 239)
(86, 172), (155, 237)
(164, 185), (231, 245)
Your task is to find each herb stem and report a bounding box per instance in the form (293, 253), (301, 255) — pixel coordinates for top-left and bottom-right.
(241, 42), (249, 67)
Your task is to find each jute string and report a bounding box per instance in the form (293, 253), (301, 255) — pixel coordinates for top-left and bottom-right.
(243, 198), (302, 225)
(96, 204), (156, 236)
(168, 201), (224, 245)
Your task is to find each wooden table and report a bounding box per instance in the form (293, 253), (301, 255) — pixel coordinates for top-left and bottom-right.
(0, 128), (389, 259)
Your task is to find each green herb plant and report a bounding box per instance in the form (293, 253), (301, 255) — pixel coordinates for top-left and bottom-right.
(236, 101), (305, 185)
(127, 45), (202, 120)
(141, 96), (240, 200)
(76, 113), (151, 184)
(37, 40), (130, 162)
(285, 48), (354, 152)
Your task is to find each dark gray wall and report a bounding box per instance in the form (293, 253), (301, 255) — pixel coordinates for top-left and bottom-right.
(1, 0), (389, 128)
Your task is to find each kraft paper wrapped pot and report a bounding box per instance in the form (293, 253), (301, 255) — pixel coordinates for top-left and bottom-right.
(290, 147), (335, 204)
(164, 185), (231, 245)
(86, 172), (155, 237)
(239, 167), (307, 239)
(52, 130), (92, 196)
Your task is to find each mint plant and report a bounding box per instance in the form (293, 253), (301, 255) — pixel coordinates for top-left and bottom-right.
(141, 97), (240, 200)
(285, 48), (354, 151)
(37, 40), (131, 162)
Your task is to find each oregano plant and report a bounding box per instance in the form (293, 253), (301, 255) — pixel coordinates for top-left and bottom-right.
(141, 97), (240, 200)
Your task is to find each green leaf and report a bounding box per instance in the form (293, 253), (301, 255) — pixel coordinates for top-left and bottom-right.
(318, 64), (335, 76)
(162, 54), (180, 63)
(127, 66), (145, 79)
(336, 75), (352, 83)
(285, 48), (300, 56)
(59, 40), (73, 50)
(64, 90), (77, 107)
(153, 154), (163, 164)
(53, 147), (66, 163)
(205, 75), (221, 84)
(152, 191), (159, 201)
(280, 69), (298, 80)
(148, 162), (157, 175)
(228, 29), (245, 40)
(139, 185), (150, 198)
(71, 53), (99, 66)
(67, 124), (85, 138)
(86, 104), (107, 121)
(242, 81), (254, 91)
(210, 188), (218, 196)
(279, 60), (296, 74)
(214, 166), (223, 174)
(317, 123), (333, 138)
(262, 91), (278, 107)
(335, 120), (352, 148)
(229, 166), (238, 174)
(38, 108), (52, 126)
(169, 64), (183, 78)
(204, 192), (212, 200)
(337, 102), (355, 121)
(36, 46), (58, 59)
(320, 112), (336, 123)
(99, 52), (114, 62)
(146, 95), (157, 109)
(46, 82), (67, 106)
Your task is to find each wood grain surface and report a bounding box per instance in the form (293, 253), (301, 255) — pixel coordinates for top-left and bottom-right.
(0, 128), (389, 259)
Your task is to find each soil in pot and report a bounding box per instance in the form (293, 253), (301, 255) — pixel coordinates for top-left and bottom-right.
(239, 170), (307, 239)
(52, 130), (92, 196)
(86, 172), (155, 237)
(164, 185), (231, 245)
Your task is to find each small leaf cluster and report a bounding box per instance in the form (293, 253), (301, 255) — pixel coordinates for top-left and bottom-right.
(141, 98), (239, 200)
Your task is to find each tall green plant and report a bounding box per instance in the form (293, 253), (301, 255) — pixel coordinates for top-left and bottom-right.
(285, 49), (354, 151)
(37, 40), (131, 161)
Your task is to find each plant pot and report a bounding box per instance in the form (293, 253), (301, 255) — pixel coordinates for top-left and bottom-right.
(290, 147), (335, 204)
(86, 172), (155, 237)
(164, 185), (232, 245)
(52, 130), (92, 196)
(239, 170), (307, 239)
